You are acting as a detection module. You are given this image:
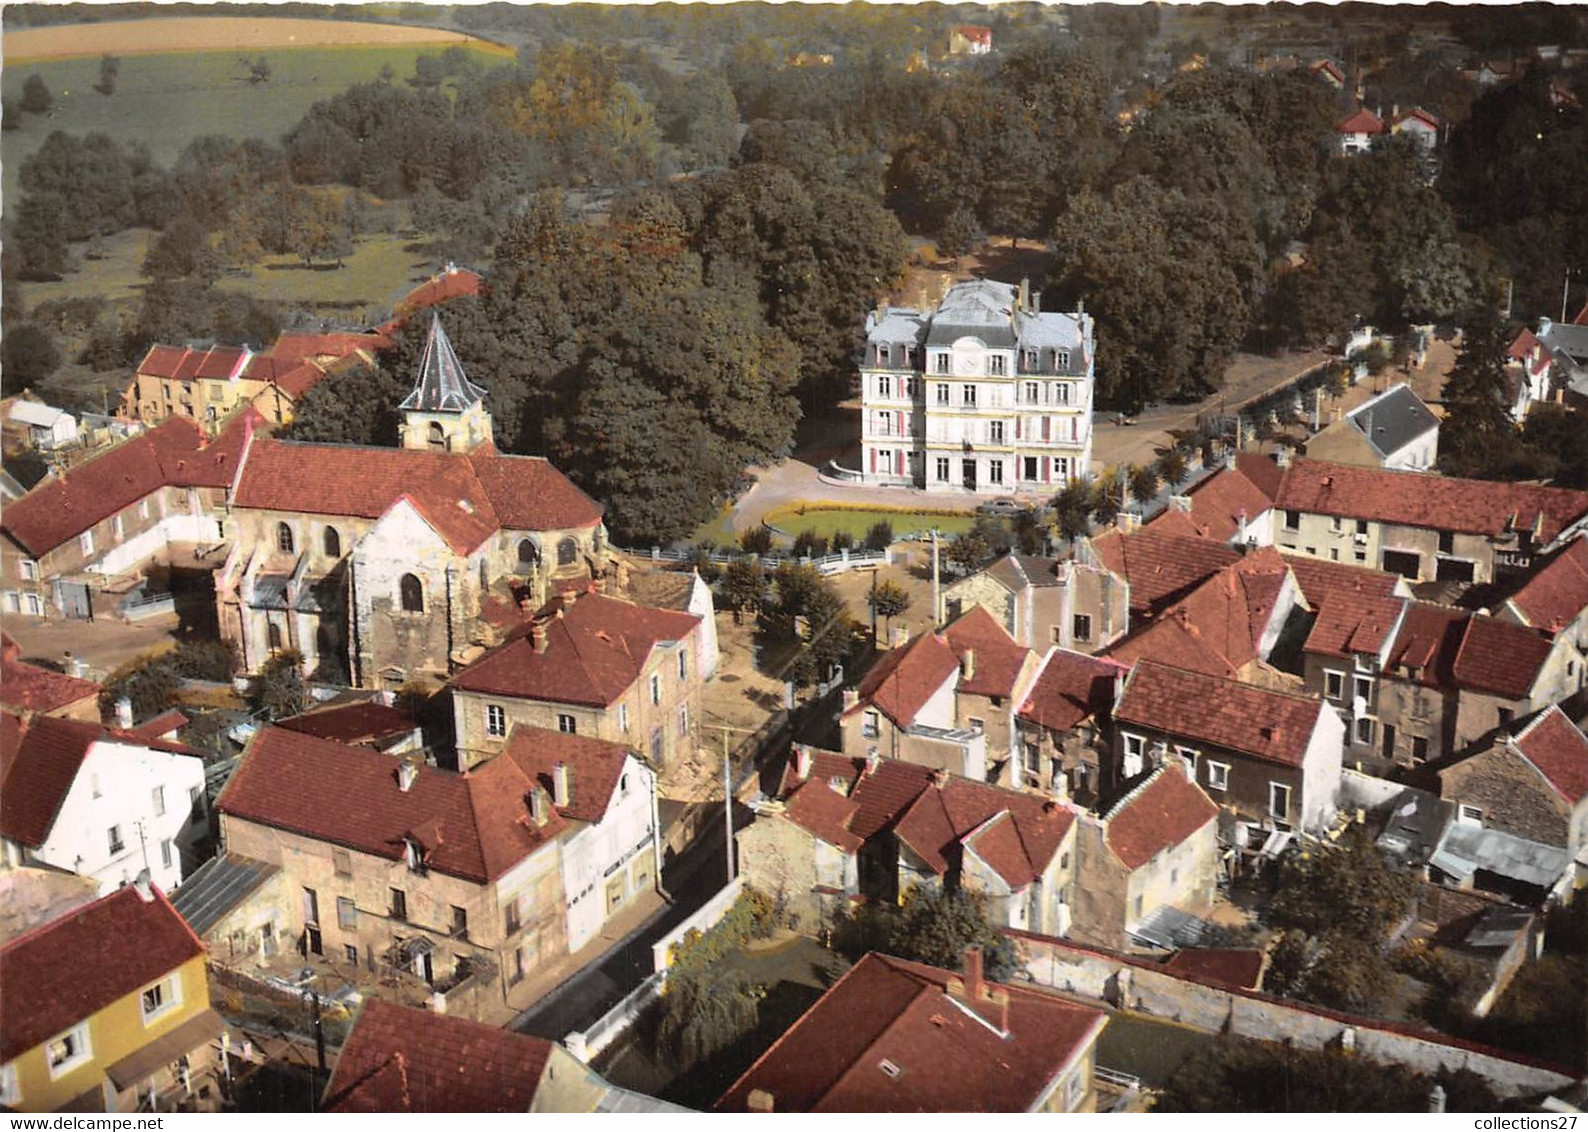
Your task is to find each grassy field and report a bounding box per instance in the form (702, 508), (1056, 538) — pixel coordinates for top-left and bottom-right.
(15, 228), (435, 324)
(761, 505), (980, 541)
(1, 40), (510, 211)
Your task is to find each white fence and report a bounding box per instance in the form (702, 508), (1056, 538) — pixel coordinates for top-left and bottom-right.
(563, 970), (665, 1064)
(622, 545), (892, 577)
(650, 876), (745, 975)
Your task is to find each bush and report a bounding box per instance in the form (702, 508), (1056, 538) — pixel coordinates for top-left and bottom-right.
(249, 651), (305, 721)
(863, 520), (894, 551)
(739, 527), (774, 555)
(101, 652), (181, 723)
(690, 543), (723, 584)
(19, 73), (53, 115)
(792, 529), (828, 558)
(831, 529), (855, 552)
(168, 639), (238, 682)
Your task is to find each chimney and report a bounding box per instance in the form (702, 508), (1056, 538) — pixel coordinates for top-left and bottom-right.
(528, 786), (551, 826)
(890, 625), (910, 649)
(747, 1089), (775, 1113)
(1275, 446), (1292, 469)
(933, 767), (950, 790)
(865, 747), (880, 776)
(1115, 511), (1141, 534)
(842, 689), (860, 712)
(1017, 277), (1030, 313)
(960, 648), (976, 681)
(1428, 1084), (1446, 1114)
(793, 745), (813, 779)
(133, 868), (154, 902)
(397, 760), (419, 792)
(1170, 494), (1192, 513)
(963, 947), (985, 999)
(115, 696), (134, 729)
(552, 763), (571, 808)
(1031, 290), (1042, 312)
(530, 616), (550, 654)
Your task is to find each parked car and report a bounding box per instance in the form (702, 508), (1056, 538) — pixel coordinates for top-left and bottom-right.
(977, 498), (1030, 517)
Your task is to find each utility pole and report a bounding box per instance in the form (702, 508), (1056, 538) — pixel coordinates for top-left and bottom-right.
(930, 528), (942, 628)
(1563, 268), (1574, 323)
(710, 720), (762, 885)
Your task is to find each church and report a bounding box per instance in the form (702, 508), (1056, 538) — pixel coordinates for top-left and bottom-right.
(216, 315), (613, 688)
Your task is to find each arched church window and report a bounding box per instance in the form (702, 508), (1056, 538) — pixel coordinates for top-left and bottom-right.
(400, 573), (424, 613)
(557, 538), (578, 567)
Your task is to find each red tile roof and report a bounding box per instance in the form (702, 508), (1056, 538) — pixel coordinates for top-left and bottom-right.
(955, 24), (992, 43)
(325, 998), (550, 1112)
(1089, 529), (1243, 615)
(1508, 329), (1542, 362)
(716, 952), (1105, 1112)
(135, 344), (250, 382)
(1, 411), (259, 557)
(849, 632), (962, 728)
(0, 652), (100, 716)
(1506, 535), (1588, 634)
(268, 331), (393, 367)
(1017, 650), (1125, 733)
(0, 886), (204, 1063)
(1310, 59), (1345, 84)
(1162, 947), (1264, 990)
(942, 604), (1031, 699)
(0, 713), (103, 847)
(276, 702), (418, 746)
(782, 750), (938, 842)
(393, 267), (485, 317)
(1450, 616), (1553, 700)
(1149, 467), (1273, 543)
(1275, 458), (1588, 542)
(217, 727), (564, 884)
(1394, 107), (1440, 130)
(1335, 107), (1386, 134)
(231, 438), (603, 552)
(1103, 765), (1218, 870)
(1279, 552), (1403, 608)
(1511, 706), (1588, 805)
(782, 778), (865, 852)
(1575, 299), (1588, 326)
(1233, 453), (1284, 501)
(893, 775), (1075, 888)
(1115, 660), (1325, 768)
(450, 593), (698, 708)
(1303, 591), (1406, 658)
(499, 724), (633, 825)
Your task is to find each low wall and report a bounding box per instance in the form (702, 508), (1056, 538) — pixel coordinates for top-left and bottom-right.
(651, 877), (744, 974)
(564, 970), (664, 1063)
(1340, 768), (1426, 814)
(1010, 932), (1574, 1099)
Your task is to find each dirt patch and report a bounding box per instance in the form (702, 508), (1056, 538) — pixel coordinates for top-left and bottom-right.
(4, 16), (501, 62)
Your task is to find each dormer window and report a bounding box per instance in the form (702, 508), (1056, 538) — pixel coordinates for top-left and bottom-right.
(1055, 349), (1071, 370)
(877, 344), (891, 366)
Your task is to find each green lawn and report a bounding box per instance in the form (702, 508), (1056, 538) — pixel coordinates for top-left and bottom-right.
(1, 42), (510, 213)
(760, 505), (980, 542)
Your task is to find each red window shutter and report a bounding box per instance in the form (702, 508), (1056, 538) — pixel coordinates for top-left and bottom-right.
(1043, 457), (1050, 483)
(897, 411), (905, 436)
(897, 450), (905, 475)
(871, 449), (878, 473)
(1015, 417), (1022, 440)
(1042, 417), (1051, 441)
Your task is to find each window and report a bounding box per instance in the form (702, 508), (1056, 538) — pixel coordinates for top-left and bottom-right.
(1324, 671), (1344, 701)
(512, 946), (527, 985)
(650, 674), (662, 705)
(678, 705), (690, 736)
(323, 526), (341, 558)
(152, 786), (166, 815)
(988, 420), (1005, 444)
(1458, 803), (1484, 826)
(20, 559), (38, 582)
(1024, 351), (1038, 372)
(1355, 716), (1375, 745)
(1176, 747), (1198, 776)
(1331, 517), (1343, 533)
(451, 906), (468, 939)
(517, 538), (539, 573)
(1412, 735), (1429, 762)
(863, 709), (881, 739)
(276, 522), (294, 554)
(1330, 548), (1340, 561)
(876, 371), (891, 395)
(303, 887), (320, 925)
(988, 459), (1004, 485)
(904, 376), (919, 398)
(557, 713), (577, 734)
(1054, 382), (1071, 406)
(24, 593), (41, 616)
(389, 888), (408, 922)
(333, 848), (352, 877)
(1269, 782), (1292, 820)
(1023, 456), (1039, 481)
(140, 499), (150, 520)
(1356, 519), (1369, 536)
(1024, 380), (1040, 403)
(111, 514), (124, 540)
(399, 573), (424, 613)
(1438, 531), (1454, 554)
(875, 411), (894, 435)
(108, 825), (125, 854)
(678, 650), (688, 681)
(1072, 613), (1092, 642)
(989, 354), (1006, 376)
(935, 352), (951, 374)
(190, 784), (205, 814)
(1206, 762), (1230, 791)
(619, 703), (629, 733)
(139, 977), (178, 1022)
(1354, 550), (1367, 563)
(504, 899), (521, 936)
(962, 385), (977, 407)
(936, 383), (950, 405)
(345, 944), (360, 965)
(557, 537), (578, 567)
(486, 704), (506, 737)
(936, 457), (951, 482)
(1122, 733), (1145, 777)
(160, 839), (172, 869)
(1055, 349), (1071, 370)
(337, 896), (357, 930)
(267, 622), (283, 652)
(1284, 510), (1301, 530)
(79, 530), (95, 556)
(46, 1023), (91, 1078)
(1353, 674), (1373, 704)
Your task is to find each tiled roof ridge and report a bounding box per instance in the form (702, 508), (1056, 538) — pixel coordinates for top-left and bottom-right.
(1102, 762), (1170, 824)
(962, 807), (1032, 881)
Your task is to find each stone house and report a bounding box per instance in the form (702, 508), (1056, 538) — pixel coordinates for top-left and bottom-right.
(1014, 648), (1126, 801)
(448, 590), (708, 771)
(1438, 706), (1588, 864)
(1334, 106), (1386, 155)
(738, 748), (1078, 937)
(839, 630), (983, 780)
(1496, 533), (1588, 640)
(1270, 457), (1588, 586)
(1113, 660), (1345, 839)
(1088, 526), (1243, 621)
(1304, 383), (1439, 471)
(1069, 763), (1221, 951)
(939, 605), (1044, 783)
(216, 726), (569, 1011)
(0, 634), (100, 721)
(1143, 460), (1276, 547)
(0, 411), (253, 620)
(217, 317), (609, 686)
(942, 549), (1129, 653)
(717, 951), (1107, 1113)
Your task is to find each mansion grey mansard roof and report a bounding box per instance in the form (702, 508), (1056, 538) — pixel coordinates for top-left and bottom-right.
(865, 279), (1090, 369)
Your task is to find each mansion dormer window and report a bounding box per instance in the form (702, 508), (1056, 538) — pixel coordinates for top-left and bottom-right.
(877, 344), (891, 365)
(1055, 349), (1071, 370)
(935, 352), (951, 374)
(989, 355), (1006, 376)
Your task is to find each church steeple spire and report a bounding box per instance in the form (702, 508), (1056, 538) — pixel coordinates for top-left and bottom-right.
(397, 314), (494, 453)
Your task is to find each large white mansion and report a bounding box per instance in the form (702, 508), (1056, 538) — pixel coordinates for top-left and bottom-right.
(857, 279), (1095, 495)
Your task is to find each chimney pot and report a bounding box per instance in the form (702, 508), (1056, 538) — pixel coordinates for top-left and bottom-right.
(115, 696), (134, 729)
(963, 947), (985, 998)
(398, 760), (419, 792)
(865, 748), (880, 776)
(793, 745), (813, 779)
(529, 786), (551, 826)
(747, 1089), (775, 1113)
(960, 648), (976, 681)
(530, 617), (550, 654)
(133, 869), (154, 902)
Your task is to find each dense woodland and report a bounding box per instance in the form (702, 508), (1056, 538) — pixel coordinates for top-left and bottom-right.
(3, 3), (1586, 540)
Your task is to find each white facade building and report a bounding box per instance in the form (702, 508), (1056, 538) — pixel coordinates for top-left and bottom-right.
(858, 279), (1096, 495)
(0, 716), (208, 895)
(557, 751), (661, 952)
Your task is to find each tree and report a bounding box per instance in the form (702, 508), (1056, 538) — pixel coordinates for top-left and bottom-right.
(1269, 828), (1419, 943)
(946, 528), (992, 575)
(718, 558), (765, 623)
(739, 527), (774, 555)
(2, 98), (19, 131)
(656, 964), (764, 1071)
(1439, 308), (1518, 479)
(250, 652), (306, 720)
(95, 54), (120, 96)
(1053, 479), (1093, 543)
(101, 653), (180, 723)
(863, 521), (893, 551)
(1156, 446), (1189, 488)
(0, 324), (62, 395)
(1090, 468), (1126, 525)
(869, 578), (911, 643)
(19, 73), (53, 115)
(141, 216), (218, 282)
(884, 886), (1018, 982)
(1127, 463), (1160, 509)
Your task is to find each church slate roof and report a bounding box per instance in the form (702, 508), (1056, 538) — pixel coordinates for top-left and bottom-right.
(398, 315), (487, 414)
